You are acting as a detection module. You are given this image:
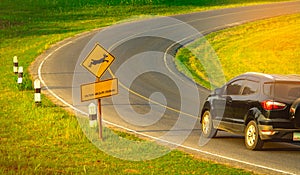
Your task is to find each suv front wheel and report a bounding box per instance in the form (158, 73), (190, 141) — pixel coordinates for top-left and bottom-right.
(245, 120), (264, 150)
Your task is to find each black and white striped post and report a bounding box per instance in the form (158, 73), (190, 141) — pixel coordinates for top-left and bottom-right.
(34, 79), (41, 106)
(17, 66), (23, 84)
(13, 56), (18, 74)
(88, 103), (97, 128)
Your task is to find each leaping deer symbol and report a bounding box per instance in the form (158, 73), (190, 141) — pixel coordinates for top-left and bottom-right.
(88, 54), (109, 68)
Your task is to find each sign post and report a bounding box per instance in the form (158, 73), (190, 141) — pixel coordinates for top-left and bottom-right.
(80, 43), (118, 140)
(97, 82), (102, 140)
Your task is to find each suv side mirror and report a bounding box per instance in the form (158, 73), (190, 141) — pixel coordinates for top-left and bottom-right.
(214, 88), (222, 95)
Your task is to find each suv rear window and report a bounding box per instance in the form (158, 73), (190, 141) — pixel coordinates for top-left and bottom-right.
(242, 80), (259, 95)
(264, 81), (300, 100)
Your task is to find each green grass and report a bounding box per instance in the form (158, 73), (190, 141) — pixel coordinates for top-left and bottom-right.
(0, 0), (292, 174)
(175, 13), (300, 89)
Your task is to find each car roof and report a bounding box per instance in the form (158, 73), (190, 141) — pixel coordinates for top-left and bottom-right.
(243, 72), (300, 82)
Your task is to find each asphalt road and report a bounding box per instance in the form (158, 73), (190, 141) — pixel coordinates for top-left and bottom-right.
(31, 1), (300, 174)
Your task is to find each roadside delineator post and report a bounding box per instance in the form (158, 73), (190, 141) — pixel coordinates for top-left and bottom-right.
(13, 56), (18, 74)
(88, 103), (97, 128)
(17, 66), (23, 84)
(34, 79), (41, 106)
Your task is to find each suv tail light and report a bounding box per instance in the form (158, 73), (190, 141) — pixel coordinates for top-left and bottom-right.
(261, 100), (286, 111)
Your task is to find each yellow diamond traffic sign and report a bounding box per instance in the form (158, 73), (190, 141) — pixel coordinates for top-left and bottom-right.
(81, 43), (115, 78)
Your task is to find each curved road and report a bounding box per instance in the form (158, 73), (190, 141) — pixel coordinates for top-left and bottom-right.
(31, 1), (300, 174)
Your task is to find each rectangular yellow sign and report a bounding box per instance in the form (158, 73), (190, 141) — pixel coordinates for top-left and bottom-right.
(81, 78), (118, 102)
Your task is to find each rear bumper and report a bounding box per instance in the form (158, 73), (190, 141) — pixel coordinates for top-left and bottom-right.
(257, 115), (300, 141)
(258, 125), (300, 141)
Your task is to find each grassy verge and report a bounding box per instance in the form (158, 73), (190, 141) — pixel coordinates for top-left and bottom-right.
(175, 13), (300, 89)
(0, 0), (291, 174)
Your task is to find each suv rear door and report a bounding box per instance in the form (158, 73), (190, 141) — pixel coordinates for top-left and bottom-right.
(230, 78), (260, 132)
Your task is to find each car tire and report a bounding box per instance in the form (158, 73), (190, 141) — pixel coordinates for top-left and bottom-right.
(201, 110), (217, 138)
(245, 120), (264, 150)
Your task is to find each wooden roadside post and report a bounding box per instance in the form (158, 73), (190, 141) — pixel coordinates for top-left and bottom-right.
(13, 56), (18, 74)
(17, 66), (23, 84)
(88, 103), (97, 128)
(34, 79), (41, 106)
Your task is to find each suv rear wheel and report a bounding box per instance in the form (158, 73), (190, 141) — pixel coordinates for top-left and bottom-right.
(245, 120), (264, 150)
(201, 110), (217, 138)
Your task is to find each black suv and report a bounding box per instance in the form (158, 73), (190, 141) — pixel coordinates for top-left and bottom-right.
(201, 72), (300, 150)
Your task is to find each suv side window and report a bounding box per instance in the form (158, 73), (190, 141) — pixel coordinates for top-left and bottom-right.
(263, 82), (273, 96)
(242, 80), (259, 95)
(225, 80), (244, 95)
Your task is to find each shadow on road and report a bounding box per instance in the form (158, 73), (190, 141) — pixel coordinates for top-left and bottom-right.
(215, 132), (300, 151)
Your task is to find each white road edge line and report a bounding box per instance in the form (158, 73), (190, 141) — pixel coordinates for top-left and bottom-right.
(37, 25), (296, 175)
